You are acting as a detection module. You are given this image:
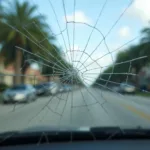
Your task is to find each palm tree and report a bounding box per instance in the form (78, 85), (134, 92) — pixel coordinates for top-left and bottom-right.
(0, 1), (55, 84)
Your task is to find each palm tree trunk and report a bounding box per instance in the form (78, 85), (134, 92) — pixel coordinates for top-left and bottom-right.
(14, 49), (22, 85)
(21, 61), (29, 84)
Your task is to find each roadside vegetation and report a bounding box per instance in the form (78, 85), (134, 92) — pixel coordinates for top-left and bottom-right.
(93, 24), (150, 93)
(0, 1), (83, 86)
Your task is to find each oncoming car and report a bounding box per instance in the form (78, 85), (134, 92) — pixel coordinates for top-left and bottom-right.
(2, 84), (37, 103)
(119, 83), (136, 94)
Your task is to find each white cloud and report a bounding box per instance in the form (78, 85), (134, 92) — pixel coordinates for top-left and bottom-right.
(128, 0), (150, 24)
(64, 11), (91, 23)
(118, 26), (131, 38)
(70, 44), (80, 51)
(65, 44), (80, 63)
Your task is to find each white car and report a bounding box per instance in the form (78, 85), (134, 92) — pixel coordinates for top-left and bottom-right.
(120, 83), (136, 94)
(45, 82), (60, 95)
(3, 84), (37, 103)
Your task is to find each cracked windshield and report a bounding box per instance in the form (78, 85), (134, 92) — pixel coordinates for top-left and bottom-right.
(1, 0), (150, 136)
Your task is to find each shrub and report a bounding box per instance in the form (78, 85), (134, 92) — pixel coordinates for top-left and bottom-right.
(0, 83), (9, 92)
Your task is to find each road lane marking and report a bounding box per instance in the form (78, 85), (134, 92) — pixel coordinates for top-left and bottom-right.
(120, 103), (150, 121)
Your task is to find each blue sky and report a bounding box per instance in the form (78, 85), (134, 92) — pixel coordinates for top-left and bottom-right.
(27, 0), (145, 57)
(3, 0), (150, 84)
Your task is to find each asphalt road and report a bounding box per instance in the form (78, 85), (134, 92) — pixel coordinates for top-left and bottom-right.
(0, 88), (150, 133)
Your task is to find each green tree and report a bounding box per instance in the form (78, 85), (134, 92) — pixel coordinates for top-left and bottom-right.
(0, 1), (55, 84)
(93, 25), (150, 87)
(141, 27), (150, 43)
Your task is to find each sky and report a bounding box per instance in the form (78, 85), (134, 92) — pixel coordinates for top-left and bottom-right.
(3, 0), (150, 85)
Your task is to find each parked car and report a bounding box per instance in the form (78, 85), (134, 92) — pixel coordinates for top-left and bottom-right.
(63, 85), (72, 92)
(34, 84), (47, 95)
(35, 82), (60, 96)
(59, 84), (64, 93)
(43, 82), (60, 95)
(48, 82), (60, 95)
(119, 83), (136, 94)
(2, 84), (37, 103)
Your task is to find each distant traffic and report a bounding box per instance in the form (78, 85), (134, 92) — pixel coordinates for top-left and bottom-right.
(2, 82), (75, 104)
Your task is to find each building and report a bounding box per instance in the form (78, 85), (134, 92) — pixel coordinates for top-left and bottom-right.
(0, 57), (14, 85)
(0, 57), (60, 86)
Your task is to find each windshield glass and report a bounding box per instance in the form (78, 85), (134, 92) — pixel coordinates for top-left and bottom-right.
(1, 0), (150, 142)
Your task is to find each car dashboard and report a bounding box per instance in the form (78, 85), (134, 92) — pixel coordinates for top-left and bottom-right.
(1, 140), (150, 150)
(1, 127), (150, 150)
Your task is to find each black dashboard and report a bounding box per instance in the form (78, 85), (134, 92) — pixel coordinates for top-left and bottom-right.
(1, 140), (150, 150)
(1, 127), (150, 149)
